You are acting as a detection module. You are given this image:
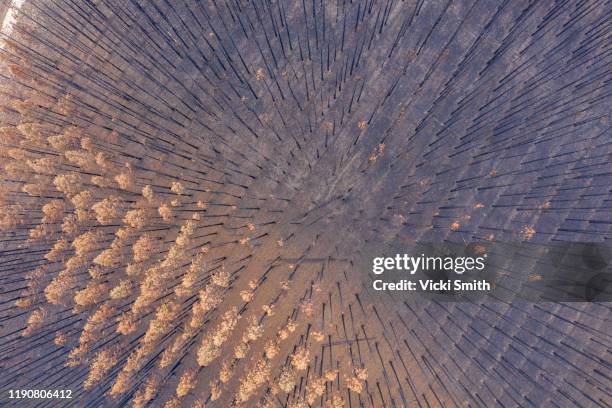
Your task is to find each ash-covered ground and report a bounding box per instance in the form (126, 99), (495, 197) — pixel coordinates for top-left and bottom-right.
(0, 0), (610, 407)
